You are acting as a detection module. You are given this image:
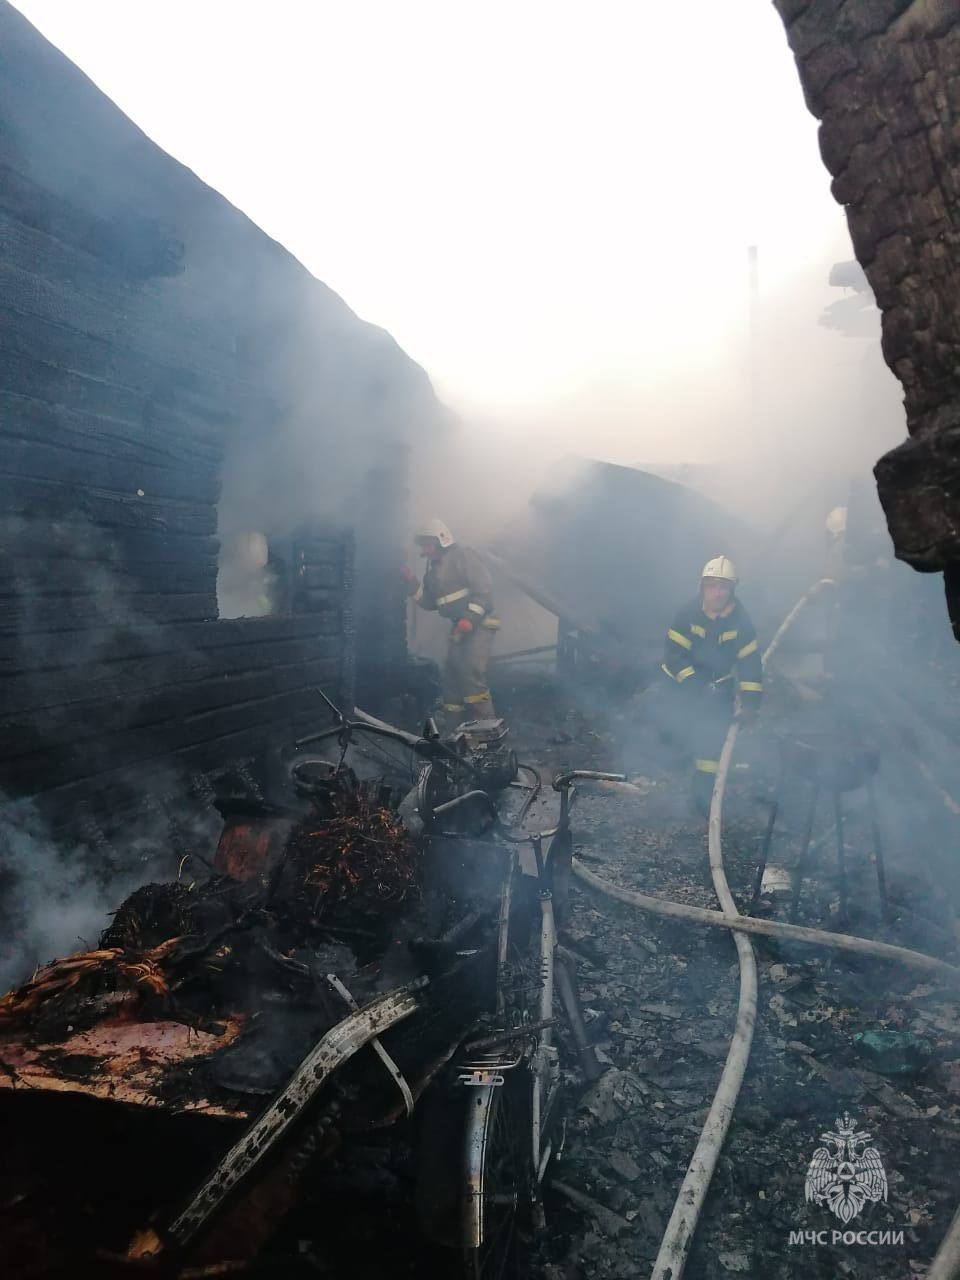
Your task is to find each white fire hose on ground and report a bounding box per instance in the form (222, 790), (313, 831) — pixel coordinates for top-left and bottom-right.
(648, 711), (757, 1280)
(572, 580), (960, 1280)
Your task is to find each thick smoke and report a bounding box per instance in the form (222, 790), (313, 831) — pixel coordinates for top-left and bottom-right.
(0, 777), (223, 992)
(2, 513), (228, 992)
(403, 230), (923, 666)
(214, 291), (444, 619)
(0, 797), (115, 988)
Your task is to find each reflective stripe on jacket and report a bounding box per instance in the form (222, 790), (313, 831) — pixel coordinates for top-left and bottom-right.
(660, 596), (763, 705)
(413, 544), (499, 627)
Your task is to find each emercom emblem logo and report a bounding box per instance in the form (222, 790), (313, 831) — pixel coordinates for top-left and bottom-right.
(804, 1113), (888, 1224)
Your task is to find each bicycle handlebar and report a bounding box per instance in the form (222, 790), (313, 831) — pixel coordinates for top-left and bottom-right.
(290, 717), (476, 777)
(553, 769), (626, 790)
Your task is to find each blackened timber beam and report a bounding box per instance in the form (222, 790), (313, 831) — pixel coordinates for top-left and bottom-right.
(0, 475), (217, 535)
(0, 613), (346, 674)
(0, 657), (343, 760)
(0, 686), (341, 791)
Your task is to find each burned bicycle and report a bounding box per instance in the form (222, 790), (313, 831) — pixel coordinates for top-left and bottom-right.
(0, 694), (621, 1279)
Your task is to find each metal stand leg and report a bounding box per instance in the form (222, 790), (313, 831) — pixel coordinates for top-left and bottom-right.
(750, 774), (783, 914)
(790, 783), (820, 924)
(866, 780), (889, 921)
(834, 791), (848, 924)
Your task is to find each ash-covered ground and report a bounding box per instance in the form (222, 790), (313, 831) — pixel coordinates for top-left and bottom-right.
(3, 663), (959, 1280)
(495, 667), (960, 1280)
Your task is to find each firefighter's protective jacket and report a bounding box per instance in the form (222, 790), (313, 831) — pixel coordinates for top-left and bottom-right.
(413, 545), (500, 630)
(660, 597), (763, 708)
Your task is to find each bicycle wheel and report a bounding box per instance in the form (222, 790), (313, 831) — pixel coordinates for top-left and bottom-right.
(461, 1075), (529, 1280)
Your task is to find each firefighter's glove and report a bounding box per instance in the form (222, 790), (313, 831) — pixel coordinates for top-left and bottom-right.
(453, 618), (474, 635)
(400, 565), (419, 596)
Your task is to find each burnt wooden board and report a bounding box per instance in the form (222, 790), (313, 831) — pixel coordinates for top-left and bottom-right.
(0, 437), (220, 506)
(0, 474), (218, 535)
(0, 687), (338, 791)
(0, 519), (219, 564)
(0, 591), (219, 634)
(0, 389), (224, 469)
(0, 613), (347, 672)
(0, 558), (218, 598)
(0, 657), (343, 760)
(1, 633), (344, 714)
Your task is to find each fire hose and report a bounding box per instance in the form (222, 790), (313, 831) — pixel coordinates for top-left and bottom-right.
(571, 861), (960, 981)
(571, 579), (960, 1279)
(645, 582), (835, 1280)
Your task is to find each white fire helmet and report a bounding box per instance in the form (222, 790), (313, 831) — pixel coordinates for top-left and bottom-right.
(825, 506), (848, 537)
(414, 518), (455, 549)
(701, 556), (738, 585)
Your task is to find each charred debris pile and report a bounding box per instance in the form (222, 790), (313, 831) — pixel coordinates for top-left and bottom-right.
(0, 766), (498, 1111)
(0, 734), (532, 1279)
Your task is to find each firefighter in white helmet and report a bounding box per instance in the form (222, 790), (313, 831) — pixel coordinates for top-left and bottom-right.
(401, 519), (501, 729)
(657, 556), (763, 813)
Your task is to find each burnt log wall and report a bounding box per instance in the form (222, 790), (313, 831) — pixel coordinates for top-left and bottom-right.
(0, 3), (438, 819)
(772, 1), (960, 633)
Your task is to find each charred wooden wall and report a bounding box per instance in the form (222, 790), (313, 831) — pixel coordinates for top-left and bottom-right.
(0, 2), (439, 821)
(772, 1), (960, 633)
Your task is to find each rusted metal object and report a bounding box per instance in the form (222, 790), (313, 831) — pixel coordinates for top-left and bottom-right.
(213, 802), (297, 883)
(326, 973), (415, 1118)
(151, 979), (427, 1253)
(463, 1018), (556, 1054)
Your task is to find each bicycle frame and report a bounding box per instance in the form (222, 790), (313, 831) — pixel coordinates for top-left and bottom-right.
(457, 770), (624, 1201)
(528, 771), (623, 1186)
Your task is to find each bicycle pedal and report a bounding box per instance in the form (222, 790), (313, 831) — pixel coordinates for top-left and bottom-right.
(457, 1069), (505, 1087)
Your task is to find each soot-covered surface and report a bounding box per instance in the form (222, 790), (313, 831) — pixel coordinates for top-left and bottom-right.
(0, 768), (507, 1277)
(2, 669), (959, 1278)
(496, 669), (960, 1280)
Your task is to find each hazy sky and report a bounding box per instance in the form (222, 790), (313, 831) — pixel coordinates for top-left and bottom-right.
(10, 1), (861, 460)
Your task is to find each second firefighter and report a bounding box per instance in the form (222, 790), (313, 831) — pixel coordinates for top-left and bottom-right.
(656, 555), (763, 812)
(403, 518), (501, 730)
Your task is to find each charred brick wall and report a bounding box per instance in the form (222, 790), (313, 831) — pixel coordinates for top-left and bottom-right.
(772, 1), (960, 631)
(0, 2), (438, 820)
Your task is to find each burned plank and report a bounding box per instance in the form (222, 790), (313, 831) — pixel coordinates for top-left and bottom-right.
(0, 687), (341, 792)
(0, 347), (235, 444)
(0, 160), (185, 280)
(1, 634), (344, 714)
(0, 557), (217, 598)
(0, 591), (219, 635)
(0, 475), (218, 535)
(0, 214), (240, 365)
(0, 657), (343, 761)
(0, 438), (219, 505)
(1, 519), (219, 565)
(28, 709), (324, 820)
(0, 612), (347, 674)
(0, 301), (278, 427)
(0, 388), (224, 468)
